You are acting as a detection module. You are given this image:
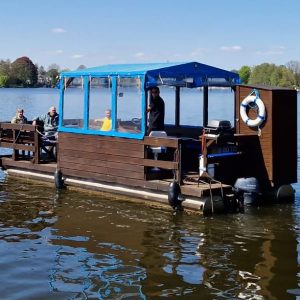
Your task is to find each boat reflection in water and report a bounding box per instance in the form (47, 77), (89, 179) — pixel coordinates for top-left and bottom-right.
(0, 176), (299, 299)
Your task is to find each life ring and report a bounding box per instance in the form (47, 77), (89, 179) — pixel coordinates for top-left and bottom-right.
(240, 95), (266, 127)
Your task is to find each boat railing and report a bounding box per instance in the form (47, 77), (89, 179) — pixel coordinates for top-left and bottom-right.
(0, 122), (42, 163)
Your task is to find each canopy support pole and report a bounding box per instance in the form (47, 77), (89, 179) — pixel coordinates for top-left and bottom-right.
(203, 86), (208, 127)
(175, 86), (180, 127)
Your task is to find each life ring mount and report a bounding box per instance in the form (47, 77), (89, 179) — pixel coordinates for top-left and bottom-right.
(240, 93), (266, 127)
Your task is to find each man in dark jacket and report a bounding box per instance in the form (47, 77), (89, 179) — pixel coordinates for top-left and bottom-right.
(147, 86), (165, 135)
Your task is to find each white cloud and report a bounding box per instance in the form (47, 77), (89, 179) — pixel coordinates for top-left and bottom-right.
(71, 54), (84, 59)
(51, 28), (66, 33)
(134, 52), (145, 58)
(220, 46), (242, 52)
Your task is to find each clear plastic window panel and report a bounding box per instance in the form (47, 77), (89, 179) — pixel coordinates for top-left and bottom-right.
(208, 87), (235, 125)
(180, 87), (203, 126)
(62, 77), (84, 128)
(89, 77), (112, 131)
(116, 77), (142, 133)
(160, 86), (175, 125)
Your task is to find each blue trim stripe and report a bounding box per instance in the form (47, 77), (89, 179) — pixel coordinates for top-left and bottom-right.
(207, 152), (239, 158)
(59, 126), (144, 140)
(259, 115), (265, 119)
(241, 103), (247, 108)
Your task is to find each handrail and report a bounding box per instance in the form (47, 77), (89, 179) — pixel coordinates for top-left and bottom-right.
(0, 122), (41, 163)
(143, 136), (179, 148)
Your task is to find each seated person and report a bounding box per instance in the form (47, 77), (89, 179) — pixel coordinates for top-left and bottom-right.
(32, 106), (59, 139)
(100, 109), (112, 131)
(11, 108), (28, 124)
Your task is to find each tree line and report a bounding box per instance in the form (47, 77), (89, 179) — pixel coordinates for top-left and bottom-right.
(233, 61), (300, 89)
(0, 56), (86, 88)
(1, 56), (300, 89)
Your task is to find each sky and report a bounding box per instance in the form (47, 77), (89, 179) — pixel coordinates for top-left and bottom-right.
(0, 0), (299, 71)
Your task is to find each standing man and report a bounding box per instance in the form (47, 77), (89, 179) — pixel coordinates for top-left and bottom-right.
(147, 86), (165, 135)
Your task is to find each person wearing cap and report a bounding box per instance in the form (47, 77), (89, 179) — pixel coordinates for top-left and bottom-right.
(11, 108), (28, 124)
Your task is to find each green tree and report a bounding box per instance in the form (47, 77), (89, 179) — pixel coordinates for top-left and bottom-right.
(286, 60), (300, 88)
(249, 63), (276, 85)
(249, 63), (295, 88)
(0, 59), (11, 77)
(37, 65), (47, 86)
(238, 65), (251, 84)
(270, 68), (281, 86)
(0, 75), (9, 87)
(10, 56), (38, 87)
(47, 68), (60, 87)
(277, 66), (295, 87)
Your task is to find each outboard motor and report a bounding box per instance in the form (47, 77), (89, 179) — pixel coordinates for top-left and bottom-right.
(168, 181), (184, 210)
(205, 119), (234, 138)
(233, 177), (260, 205)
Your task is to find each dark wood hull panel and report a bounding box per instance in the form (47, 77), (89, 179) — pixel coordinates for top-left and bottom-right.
(236, 85), (297, 187)
(58, 133), (146, 185)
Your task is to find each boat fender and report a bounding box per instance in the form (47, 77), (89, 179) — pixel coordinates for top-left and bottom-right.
(240, 94), (266, 127)
(168, 181), (183, 209)
(273, 184), (295, 202)
(54, 169), (64, 189)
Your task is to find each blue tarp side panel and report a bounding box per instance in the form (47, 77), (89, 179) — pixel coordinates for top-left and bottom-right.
(145, 62), (240, 88)
(61, 62), (240, 87)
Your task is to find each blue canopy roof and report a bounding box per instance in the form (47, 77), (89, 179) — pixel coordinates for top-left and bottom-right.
(61, 62), (240, 88)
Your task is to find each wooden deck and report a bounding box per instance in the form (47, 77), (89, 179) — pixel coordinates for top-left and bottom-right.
(1, 156), (57, 174)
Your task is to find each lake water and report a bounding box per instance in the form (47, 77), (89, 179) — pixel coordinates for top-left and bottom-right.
(0, 88), (300, 299)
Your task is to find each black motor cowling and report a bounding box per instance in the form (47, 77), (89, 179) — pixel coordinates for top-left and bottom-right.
(233, 177), (260, 205)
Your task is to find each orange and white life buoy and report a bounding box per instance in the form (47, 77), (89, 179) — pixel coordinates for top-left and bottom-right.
(240, 95), (266, 127)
